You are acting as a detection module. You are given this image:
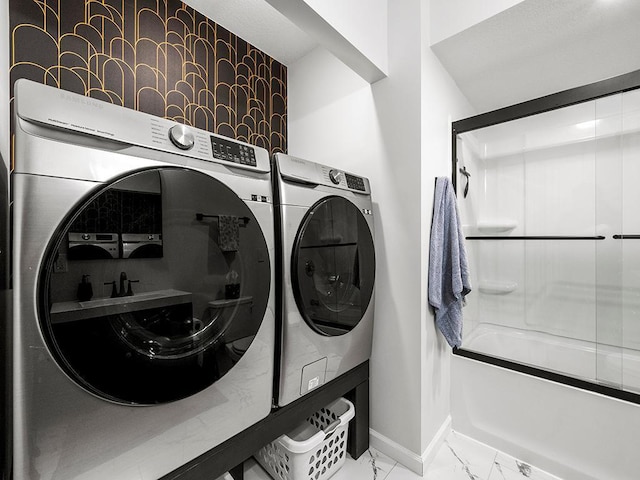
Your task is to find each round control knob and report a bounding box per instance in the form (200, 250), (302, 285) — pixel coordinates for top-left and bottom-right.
(168, 124), (195, 150)
(329, 169), (342, 185)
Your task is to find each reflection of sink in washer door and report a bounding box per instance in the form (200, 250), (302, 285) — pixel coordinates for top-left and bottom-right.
(10, 79), (275, 480)
(49, 289), (192, 323)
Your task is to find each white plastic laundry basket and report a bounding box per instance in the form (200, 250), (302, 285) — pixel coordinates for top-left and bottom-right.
(254, 397), (355, 480)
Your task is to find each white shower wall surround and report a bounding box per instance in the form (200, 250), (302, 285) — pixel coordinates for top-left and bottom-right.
(456, 87), (640, 392)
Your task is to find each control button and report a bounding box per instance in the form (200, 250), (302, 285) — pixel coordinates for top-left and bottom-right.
(329, 169), (342, 185)
(168, 124), (195, 150)
(346, 173), (366, 191)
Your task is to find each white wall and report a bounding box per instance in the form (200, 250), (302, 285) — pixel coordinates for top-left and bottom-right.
(289, 0), (472, 470)
(364, 0), (424, 460)
(419, 1), (474, 456)
(429, 0), (524, 45)
(303, 0), (388, 73)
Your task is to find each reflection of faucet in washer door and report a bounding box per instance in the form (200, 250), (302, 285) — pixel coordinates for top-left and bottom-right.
(104, 272), (139, 298)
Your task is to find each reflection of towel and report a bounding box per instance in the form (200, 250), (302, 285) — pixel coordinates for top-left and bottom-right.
(218, 215), (239, 252)
(428, 177), (471, 348)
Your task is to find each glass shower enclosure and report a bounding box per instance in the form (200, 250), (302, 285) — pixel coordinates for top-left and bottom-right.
(452, 71), (640, 401)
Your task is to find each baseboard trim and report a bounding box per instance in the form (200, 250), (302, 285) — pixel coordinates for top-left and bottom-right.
(369, 429), (424, 475)
(421, 415), (452, 469)
(369, 416), (452, 475)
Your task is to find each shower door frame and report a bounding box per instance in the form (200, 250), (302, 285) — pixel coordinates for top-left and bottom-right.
(451, 69), (640, 406)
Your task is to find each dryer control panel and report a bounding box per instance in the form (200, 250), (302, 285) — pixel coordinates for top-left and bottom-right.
(345, 173), (366, 191)
(277, 153), (371, 195)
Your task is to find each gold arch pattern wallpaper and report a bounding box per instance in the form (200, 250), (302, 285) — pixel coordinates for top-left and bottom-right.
(9, 0), (287, 155)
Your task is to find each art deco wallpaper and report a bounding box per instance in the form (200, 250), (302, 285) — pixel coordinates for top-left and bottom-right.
(9, 0), (287, 156)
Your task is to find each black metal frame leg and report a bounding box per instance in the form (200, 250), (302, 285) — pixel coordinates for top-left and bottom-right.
(229, 462), (244, 480)
(345, 378), (369, 459)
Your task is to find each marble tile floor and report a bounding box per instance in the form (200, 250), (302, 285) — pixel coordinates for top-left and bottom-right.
(217, 430), (562, 480)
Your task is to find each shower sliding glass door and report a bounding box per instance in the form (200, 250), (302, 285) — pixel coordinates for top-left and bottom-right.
(452, 71), (640, 400)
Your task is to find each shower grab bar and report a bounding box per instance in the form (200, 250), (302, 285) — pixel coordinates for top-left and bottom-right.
(613, 235), (640, 239)
(466, 235), (606, 240)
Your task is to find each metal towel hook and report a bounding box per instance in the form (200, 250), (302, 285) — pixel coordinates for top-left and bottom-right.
(459, 166), (470, 198)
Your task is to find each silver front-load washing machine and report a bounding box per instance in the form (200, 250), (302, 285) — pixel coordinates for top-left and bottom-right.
(10, 79), (275, 479)
(272, 153), (375, 407)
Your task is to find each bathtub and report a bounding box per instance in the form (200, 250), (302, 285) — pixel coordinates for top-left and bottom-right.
(452, 325), (640, 480)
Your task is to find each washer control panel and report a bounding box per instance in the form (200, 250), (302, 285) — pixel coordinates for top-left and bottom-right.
(211, 135), (257, 166)
(14, 79), (271, 174)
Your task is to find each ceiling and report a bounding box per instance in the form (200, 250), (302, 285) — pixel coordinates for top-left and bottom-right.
(431, 0), (640, 114)
(181, 0), (317, 66)
(182, 0), (640, 116)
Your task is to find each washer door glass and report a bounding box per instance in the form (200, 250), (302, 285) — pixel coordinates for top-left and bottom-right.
(292, 196), (375, 336)
(39, 168), (271, 405)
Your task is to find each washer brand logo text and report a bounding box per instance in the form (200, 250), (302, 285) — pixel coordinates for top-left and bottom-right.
(59, 91), (104, 109)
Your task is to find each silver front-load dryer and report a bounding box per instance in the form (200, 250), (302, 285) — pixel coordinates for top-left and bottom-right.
(11, 79), (275, 479)
(273, 153), (375, 407)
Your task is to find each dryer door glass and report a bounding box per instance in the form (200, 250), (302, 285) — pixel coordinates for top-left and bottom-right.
(39, 168), (271, 405)
(292, 196), (375, 336)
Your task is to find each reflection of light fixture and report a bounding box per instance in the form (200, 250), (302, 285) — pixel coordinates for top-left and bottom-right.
(575, 120), (601, 130)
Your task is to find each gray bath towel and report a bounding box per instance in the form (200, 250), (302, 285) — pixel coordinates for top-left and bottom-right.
(218, 215), (240, 252)
(428, 177), (471, 348)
